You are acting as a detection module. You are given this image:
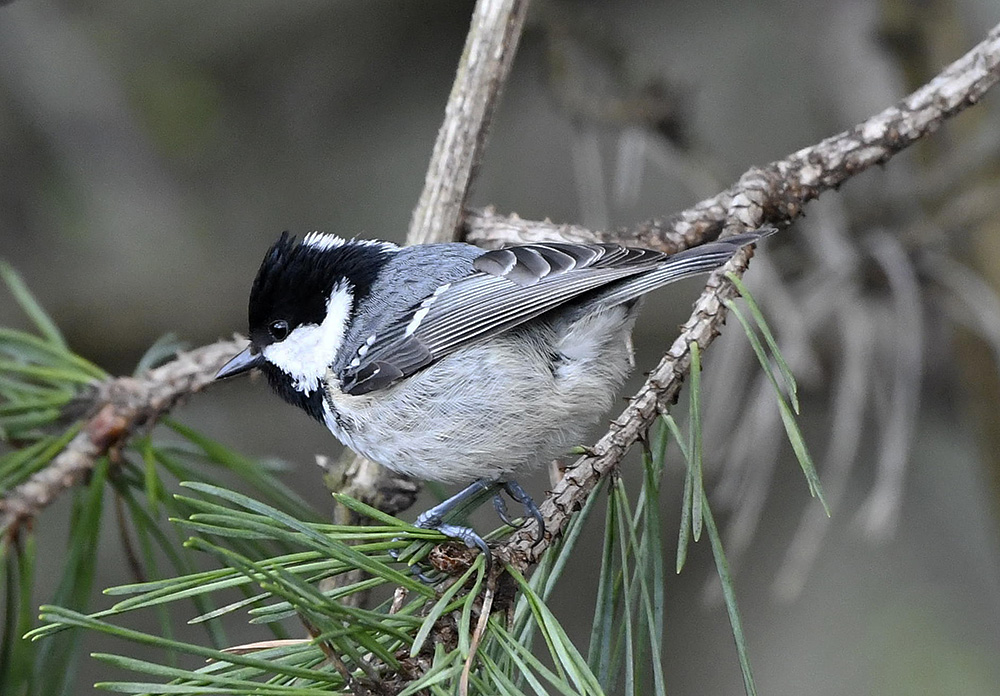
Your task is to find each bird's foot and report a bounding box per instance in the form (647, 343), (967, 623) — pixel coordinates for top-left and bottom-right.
(390, 478), (545, 583)
(497, 480), (545, 545)
(395, 519), (491, 583)
(392, 479), (497, 582)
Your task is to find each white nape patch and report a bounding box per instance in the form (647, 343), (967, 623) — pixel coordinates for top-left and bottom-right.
(262, 282), (353, 395)
(362, 239), (401, 252)
(303, 232), (399, 254)
(403, 282), (451, 337)
(303, 231), (346, 250)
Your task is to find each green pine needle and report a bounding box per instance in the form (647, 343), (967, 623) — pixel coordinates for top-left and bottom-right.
(0, 261), (69, 351)
(724, 298), (829, 514)
(726, 272), (799, 413)
(689, 342), (705, 542)
(702, 497), (757, 696)
(664, 344), (760, 696)
(663, 413), (693, 574)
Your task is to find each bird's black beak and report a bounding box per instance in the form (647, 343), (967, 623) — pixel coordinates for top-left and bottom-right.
(215, 346), (263, 380)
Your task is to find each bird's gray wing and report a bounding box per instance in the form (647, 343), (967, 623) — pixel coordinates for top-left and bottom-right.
(339, 233), (765, 395)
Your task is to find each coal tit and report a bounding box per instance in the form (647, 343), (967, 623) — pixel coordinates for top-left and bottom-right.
(217, 229), (770, 567)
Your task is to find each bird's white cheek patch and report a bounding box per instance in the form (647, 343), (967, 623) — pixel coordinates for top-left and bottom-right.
(263, 284), (353, 395)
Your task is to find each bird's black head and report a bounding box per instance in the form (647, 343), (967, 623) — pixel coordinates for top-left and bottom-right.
(246, 231), (396, 349)
(222, 231), (398, 421)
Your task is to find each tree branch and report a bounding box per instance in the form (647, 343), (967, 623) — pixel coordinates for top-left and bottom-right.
(0, 339), (245, 539)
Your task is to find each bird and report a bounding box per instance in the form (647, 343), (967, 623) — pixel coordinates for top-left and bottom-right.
(216, 228), (771, 573)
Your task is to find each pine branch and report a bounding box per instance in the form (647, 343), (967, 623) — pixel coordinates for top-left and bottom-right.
(0, 338), (244, 539)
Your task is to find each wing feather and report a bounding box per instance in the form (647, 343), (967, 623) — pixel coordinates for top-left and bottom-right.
(339, 233), (767, 395)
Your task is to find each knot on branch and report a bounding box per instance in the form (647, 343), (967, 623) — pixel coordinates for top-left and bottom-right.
(84, 404), (131, 454)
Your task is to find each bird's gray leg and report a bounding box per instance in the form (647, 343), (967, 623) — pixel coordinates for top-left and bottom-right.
(393, 479), (542, 581)
(397, 478), (499, 580)
(413, 478), (498, 528)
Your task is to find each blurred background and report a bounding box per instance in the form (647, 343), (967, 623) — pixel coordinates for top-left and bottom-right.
(2, 0), (1000, 693)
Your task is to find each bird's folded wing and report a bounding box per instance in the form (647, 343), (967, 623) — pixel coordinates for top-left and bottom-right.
(339, 233), (765, 395)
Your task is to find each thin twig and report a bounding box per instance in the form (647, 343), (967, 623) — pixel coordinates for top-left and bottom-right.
(408, 0), (532, 244)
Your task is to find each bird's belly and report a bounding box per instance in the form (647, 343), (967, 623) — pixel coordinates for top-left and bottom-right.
(323, 310), (636, 483)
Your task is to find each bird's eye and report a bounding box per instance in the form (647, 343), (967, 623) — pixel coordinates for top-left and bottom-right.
(268, 320), (290, 341)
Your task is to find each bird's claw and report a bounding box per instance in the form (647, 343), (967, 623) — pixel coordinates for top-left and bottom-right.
(389, 478), (544, 583)
(395, 511), (492, 584)
(500, 480), (545, 544)
(493, 493), (524, 528)
(396, 524), (491, 584)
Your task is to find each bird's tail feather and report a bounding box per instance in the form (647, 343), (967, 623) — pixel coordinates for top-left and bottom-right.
(589, 227), (775, 308)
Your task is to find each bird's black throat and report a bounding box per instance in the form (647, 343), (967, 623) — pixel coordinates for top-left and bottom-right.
(260, 361), (326, 424)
